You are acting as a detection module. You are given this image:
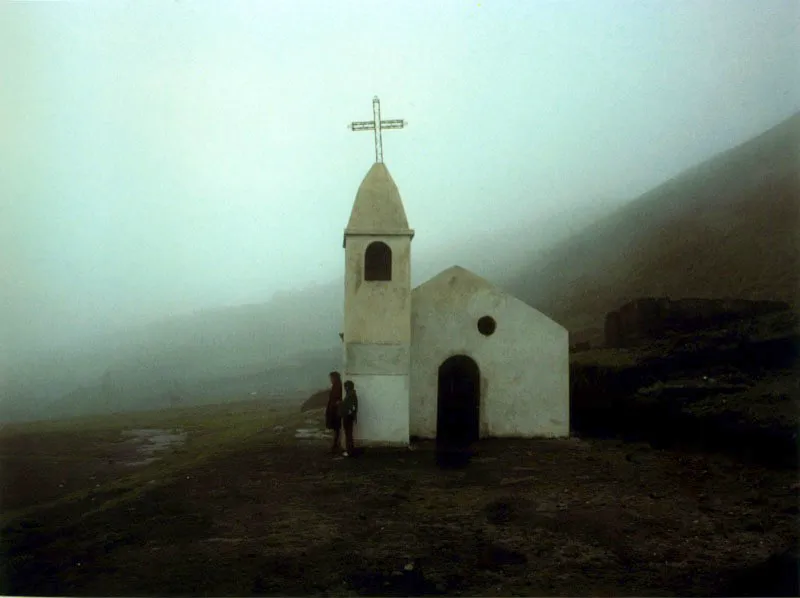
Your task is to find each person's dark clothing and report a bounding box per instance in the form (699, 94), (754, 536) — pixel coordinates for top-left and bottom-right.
(340, 387), (358, 421)
(340, 386), (358, 454)
(343, 415), (356, 454)
(326, 381), (343, 431)
(326, 379), (343, 451)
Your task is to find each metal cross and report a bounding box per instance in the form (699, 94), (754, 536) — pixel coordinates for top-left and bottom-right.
(349, 96), (407, 163)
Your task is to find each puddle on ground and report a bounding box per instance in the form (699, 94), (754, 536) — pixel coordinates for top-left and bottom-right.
(120, 428), (187, 466)
(295, 428), (330, 440)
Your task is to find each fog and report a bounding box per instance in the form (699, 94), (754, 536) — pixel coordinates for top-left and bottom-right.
(2, 0), (798, 361)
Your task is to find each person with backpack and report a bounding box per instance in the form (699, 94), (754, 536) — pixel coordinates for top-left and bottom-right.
(340, 380), (359, 457)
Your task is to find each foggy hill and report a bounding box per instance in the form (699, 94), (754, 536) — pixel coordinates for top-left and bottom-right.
(2, 286), (344, 412)
(3, 194), (610, 421)
(34, 347), (341, 422)
(5, 114), (798, 421)
(504, 111), (800, 342)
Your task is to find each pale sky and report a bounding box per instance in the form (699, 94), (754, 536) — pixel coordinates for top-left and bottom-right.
(2, 0), (799, 354)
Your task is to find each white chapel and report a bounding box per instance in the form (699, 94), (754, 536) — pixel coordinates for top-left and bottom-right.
(340, 160), (570, 447)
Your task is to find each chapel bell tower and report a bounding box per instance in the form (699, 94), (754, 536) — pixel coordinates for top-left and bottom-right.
(342, 161), (414, 445)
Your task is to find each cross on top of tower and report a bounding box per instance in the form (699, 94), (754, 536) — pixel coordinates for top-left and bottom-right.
(349, 96), (407, 163)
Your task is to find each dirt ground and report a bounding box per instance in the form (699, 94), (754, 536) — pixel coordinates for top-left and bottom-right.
(2, 403), (797, 597)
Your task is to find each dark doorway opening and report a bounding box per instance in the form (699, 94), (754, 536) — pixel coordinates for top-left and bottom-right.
(436, 355), (480, 458)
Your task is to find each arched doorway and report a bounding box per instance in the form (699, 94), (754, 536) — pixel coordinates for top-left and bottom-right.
(436, 355), (480, 450)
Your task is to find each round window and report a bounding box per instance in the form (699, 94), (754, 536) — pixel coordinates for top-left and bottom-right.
(477, 316), (496, 336)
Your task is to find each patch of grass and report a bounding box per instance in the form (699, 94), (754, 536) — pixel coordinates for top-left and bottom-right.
(0, 398), (305, 528)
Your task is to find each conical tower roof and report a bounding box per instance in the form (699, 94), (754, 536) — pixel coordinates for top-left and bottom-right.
(345, 162), (412, 233)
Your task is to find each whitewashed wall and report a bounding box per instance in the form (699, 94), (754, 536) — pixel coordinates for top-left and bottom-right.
(344, 373), (410, 445)
(343, 235), (412, 344)
(409, 266), (569, 439)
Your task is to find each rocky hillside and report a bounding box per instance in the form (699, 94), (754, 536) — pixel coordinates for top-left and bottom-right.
(570, 302), (799, 468)
(505, 112), (800, 342)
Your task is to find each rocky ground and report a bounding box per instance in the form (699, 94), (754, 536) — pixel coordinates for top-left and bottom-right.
(2, 401), (798, 597)
(571, 307), (799, 469)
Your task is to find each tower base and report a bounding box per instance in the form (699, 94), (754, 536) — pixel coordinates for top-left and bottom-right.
(342, 373), (410, 445)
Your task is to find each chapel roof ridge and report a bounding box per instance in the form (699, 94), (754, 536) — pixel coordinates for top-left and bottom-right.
(413, 264), (496, 292)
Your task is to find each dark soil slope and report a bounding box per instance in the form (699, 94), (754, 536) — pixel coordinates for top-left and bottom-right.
(507, 112), (800, 338)
(301, 389), (329, 412)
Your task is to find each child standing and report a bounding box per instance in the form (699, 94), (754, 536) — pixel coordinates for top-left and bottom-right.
(340, 380), (359, 457)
